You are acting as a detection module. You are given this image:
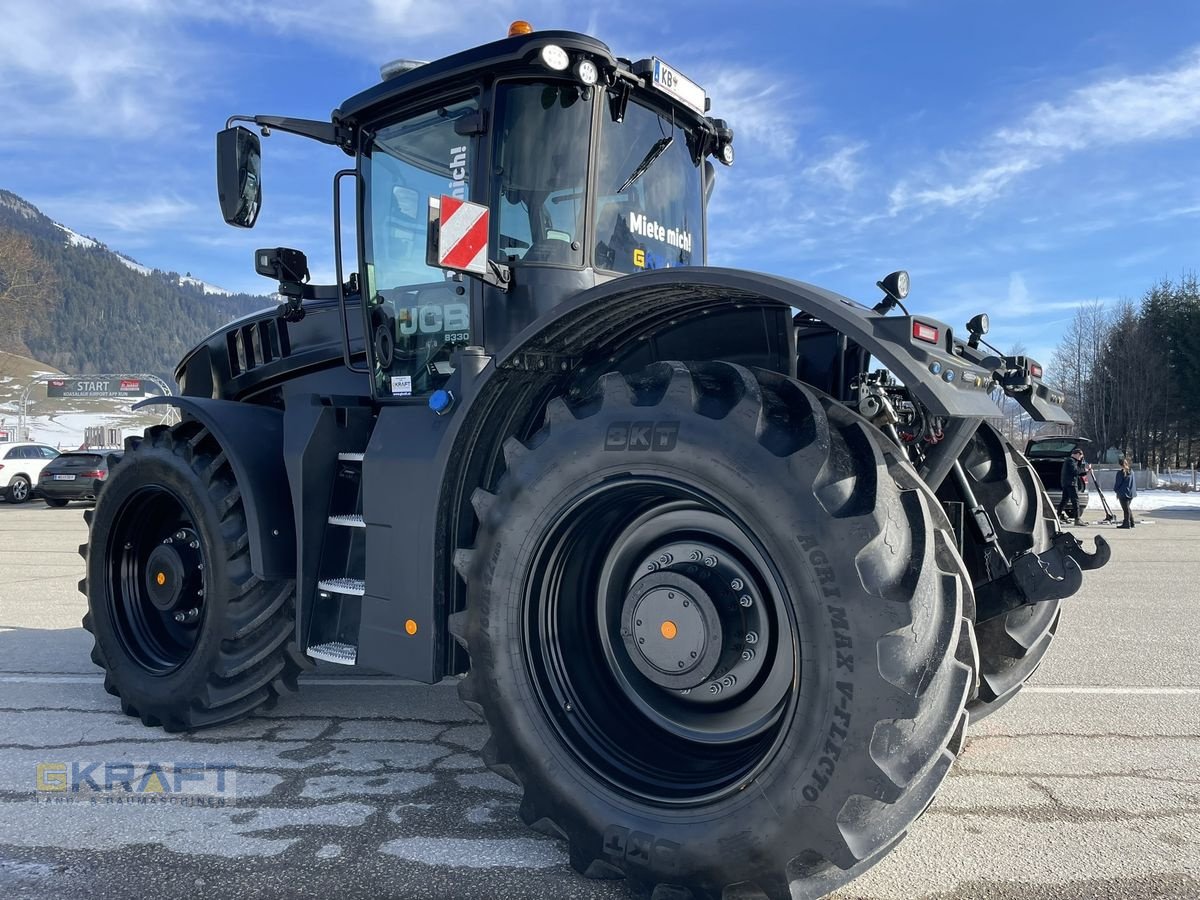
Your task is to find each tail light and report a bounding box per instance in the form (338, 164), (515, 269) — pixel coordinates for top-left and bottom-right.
(1030, 364), (1043, 378)
(912, 321), (939, 344)
(79, 470), (106, 479)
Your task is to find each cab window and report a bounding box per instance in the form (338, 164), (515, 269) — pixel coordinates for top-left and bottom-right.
(593, 99), (704, 274)
(492, 82), (593, 267)
(363, 98), (478, 398)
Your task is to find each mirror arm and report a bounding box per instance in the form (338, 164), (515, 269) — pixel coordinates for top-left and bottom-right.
(226, 114), (347, 147)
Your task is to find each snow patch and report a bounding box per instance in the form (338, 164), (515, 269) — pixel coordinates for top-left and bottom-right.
(53, 222), (99, 250)
(179, 274), (232, 296)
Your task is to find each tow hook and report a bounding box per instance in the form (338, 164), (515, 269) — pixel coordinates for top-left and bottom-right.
(978, 531), (1110, 624)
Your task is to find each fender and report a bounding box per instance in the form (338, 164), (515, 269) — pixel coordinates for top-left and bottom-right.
(135, 397), (296, 581)
(494, 266), (1007, 419)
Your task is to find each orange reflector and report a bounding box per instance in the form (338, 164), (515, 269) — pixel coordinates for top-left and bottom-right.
(912, 321), (939, 344)
(405, 619), (418, 636)
(508, 20), (533, 36)
(660, 620), (678, 640)
(156, 572), (166, 586)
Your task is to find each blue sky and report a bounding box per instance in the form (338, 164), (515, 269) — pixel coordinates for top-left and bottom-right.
(2, 0), (1198, 367)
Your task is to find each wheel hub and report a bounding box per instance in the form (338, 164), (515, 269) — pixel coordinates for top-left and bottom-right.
(144, 546), (183, 611)
(621, 573), (722, 689)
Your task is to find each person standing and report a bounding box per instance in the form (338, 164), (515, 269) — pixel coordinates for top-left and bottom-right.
(1114, 457), (1137, 528)
(1058, 447), (1089, 526)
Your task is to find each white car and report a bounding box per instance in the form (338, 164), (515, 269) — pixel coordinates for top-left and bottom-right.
(0, 442), (61, 503)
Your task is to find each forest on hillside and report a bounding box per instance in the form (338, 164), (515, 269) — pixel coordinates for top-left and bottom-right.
(0, 190), (274, 383)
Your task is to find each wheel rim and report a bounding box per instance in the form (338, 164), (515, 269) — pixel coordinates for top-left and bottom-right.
(105, 486), (207, 674)
(523, 476), (798, 804)
(12, 479), (28, 501)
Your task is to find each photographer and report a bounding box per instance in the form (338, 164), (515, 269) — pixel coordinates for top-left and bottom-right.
(1057, 447), (1090, 526)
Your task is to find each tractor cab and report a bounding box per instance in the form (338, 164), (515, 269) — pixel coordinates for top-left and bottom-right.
(218, 25), (731, 401)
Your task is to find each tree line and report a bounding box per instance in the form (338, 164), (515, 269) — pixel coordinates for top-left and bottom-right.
(1050, 273), (1200, 467)
(0, 190), (273, 384)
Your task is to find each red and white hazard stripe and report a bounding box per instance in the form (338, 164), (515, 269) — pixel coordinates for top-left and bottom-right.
(437, 195), (489, 275)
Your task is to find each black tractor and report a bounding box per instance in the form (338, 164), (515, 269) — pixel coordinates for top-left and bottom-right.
(81, 23), (1110, 900)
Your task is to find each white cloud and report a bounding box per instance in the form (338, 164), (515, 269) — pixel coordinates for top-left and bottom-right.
(34, 192), (198, 235)
(803, 141), (868, 191)
(890, 46), (1200, 213)
(701, 67), (803, 163)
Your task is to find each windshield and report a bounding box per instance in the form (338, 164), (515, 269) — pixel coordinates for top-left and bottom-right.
(492, 82), (592, 266)
(363, 97), (477, 397)
(594, 99), (704, 274)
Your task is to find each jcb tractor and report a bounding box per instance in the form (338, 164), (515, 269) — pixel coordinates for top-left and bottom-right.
(81, 22), (1109, 899)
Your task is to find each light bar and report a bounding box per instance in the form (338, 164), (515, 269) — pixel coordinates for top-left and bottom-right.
(912, 321), (939, 344)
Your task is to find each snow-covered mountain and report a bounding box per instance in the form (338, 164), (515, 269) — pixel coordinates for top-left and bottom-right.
(0, 188), (274, 379)
(50, 221), (232, 295)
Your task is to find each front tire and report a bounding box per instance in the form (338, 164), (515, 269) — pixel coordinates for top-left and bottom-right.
(453, 362), (972, 899)
(81, 422), (306, 731)
(943, 424), (1060, 721)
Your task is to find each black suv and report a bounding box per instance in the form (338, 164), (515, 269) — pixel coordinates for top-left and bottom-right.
(37, 451), (121, 507)
(1025, 436), (1092, 508)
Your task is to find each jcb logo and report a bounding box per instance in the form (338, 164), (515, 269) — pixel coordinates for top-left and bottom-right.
(604, 421), (679, 452)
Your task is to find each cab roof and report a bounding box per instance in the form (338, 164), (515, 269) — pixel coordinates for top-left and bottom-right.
(334, 29), (711, 133)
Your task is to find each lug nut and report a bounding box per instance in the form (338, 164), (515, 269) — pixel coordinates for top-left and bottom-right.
(730, 578), (744, 591)
(739, 595), (753, 608)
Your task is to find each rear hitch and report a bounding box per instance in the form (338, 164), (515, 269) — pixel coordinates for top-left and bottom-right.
(976, 529), (1109, 626)
(1050, 531), (1111, 572)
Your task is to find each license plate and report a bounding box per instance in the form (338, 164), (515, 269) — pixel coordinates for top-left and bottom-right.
(650, 58), (707, 114)
(53, 474), (76, 481)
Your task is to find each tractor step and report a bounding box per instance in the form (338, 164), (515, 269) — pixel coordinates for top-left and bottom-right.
(318, 577), (366, 596)
(337, 452), (365, 462)
(328, 514), (366, 528)
(306, 641), (357, 665)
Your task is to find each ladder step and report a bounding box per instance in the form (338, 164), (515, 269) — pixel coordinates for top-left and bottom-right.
(338, 452), (365, 462)
(318, 577), (365, 596)
(328, 514), (366, 528)
(307, 642), (357, 665)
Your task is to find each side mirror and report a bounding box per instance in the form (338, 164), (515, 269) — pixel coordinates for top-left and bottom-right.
(216, 126), (262, 228)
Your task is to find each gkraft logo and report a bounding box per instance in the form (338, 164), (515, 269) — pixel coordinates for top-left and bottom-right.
(604, 421), (679, 452)
(34, 761), (237, 806)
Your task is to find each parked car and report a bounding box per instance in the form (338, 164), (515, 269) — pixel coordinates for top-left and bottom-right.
(0, 442), (60, 503)
(37, 451), (122, 507)
(1025, 435), (1092, 509)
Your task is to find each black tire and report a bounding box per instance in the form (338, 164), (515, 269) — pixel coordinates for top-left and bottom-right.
(452, 361), (972, 899)
(81, 422), (306, 731)
(945, 423), (1060, 721)
(6, 474), (31, 503)
(45, 498), (70, 508)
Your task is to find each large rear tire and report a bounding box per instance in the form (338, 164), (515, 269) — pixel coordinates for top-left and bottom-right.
(453, 362), (972, 899)
(944, 423), (1061, 721)
(81, 422), (306, 731)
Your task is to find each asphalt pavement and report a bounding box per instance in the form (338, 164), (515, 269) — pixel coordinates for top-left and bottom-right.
(1, 499), (1198, 899)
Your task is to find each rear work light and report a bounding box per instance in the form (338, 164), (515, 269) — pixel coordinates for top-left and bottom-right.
(912, 321), (939, 344)
(1030, 364), (1043, 378)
